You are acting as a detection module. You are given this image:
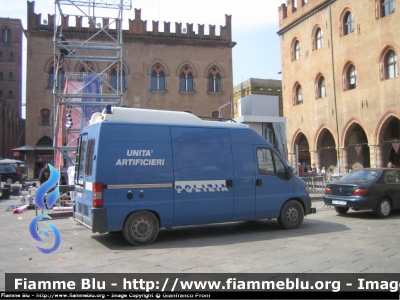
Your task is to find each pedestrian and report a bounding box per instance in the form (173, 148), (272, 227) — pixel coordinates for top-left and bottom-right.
(321, 167), (326, 175)
(39, 164), (49, 185)
(388, 161), (395, 168)
(298, 163), (304, 176)
(311, 163), (317, 173)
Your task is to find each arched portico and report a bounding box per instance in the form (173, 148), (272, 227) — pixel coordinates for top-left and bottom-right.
(343, 121), (370, 171)
(315, 127), (337, 173)
(291, 131), (311, 170)
(375, 112), (400, 168)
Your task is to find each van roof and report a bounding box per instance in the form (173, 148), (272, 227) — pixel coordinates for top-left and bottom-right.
(90, 107), (247, 128)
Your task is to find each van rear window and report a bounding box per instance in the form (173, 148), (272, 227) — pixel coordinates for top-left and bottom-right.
(75, 135), (95, 184)
(85, 138), (95, 176)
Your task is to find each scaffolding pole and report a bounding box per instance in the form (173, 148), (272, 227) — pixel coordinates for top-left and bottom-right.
(52, 0), (131, 187)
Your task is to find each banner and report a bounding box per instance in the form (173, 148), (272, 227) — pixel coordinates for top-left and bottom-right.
(392, 142), (400, 154)
(82, 75), (103, 130)
(355, 145), (363, 156)
(55, 80), (83, 169)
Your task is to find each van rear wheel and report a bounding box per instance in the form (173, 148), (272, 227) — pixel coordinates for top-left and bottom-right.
(278, 200), (304, 229)
(123, 211), (159, 245)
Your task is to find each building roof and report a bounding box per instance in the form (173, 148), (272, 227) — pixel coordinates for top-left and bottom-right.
(12, 146), (54, 152)
(233, 78), (282, 93)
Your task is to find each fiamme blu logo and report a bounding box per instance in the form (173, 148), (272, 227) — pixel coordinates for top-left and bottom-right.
(28, 164), (62, 254)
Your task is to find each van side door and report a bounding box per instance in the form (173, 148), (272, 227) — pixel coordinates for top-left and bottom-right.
(172, 127), (234, 224)
(254, 146), (294, 218)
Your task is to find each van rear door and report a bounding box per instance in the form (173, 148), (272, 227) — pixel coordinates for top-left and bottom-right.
(74, 132), (95, 227)
(254, 146), (294, 218)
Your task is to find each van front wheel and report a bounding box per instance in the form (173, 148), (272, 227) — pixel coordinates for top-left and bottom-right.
(278, 200), (304, 229)
(123, 211), (159, 245)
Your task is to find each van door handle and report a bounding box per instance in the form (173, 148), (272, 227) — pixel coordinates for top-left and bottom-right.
(256, 179), (262, 186)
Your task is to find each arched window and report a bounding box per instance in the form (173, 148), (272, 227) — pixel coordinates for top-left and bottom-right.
(343, 11), (354, 35)
(9, 52), (13, 61)
(207, 73), (222, 92)
(49, 67), (65, 88)
(294, 40), (301, 60)
(8, 72), (13, 81)
(49, 67), (55, 88)
(59, 69), (65, 89)
(79, 62), (95, 74)
(317, 76), (326, 98)
(382, 0), (395, 17)
(179, 65), (194, 92)
(207, 67), (222, 92)
(8, 90), (13, 98)
(211, 111), (219, 118)
(179, 72), (193, 92)
(343, 64), (357, 90)
(296, 85), (303, 104)
(110, 68), (125, 91)
(0, 51), (3, 60)
(0, 72), (3, 81)
(293, 83), (303, 105)
(2, 28), (10, 42)
(387, 50), (398, 79)
(315, 28), (323, 49)
(150, 64), (166, 91)
(36, 136), (53, 147)
(40, 109), (51, 126)
(348, 66), (357, 89)
(0, 90), (3, 98)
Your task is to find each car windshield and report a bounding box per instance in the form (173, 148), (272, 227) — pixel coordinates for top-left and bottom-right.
(340, 170), (382, 181)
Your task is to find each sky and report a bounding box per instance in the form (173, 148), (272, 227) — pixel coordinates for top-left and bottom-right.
(1, 0), (285, 116)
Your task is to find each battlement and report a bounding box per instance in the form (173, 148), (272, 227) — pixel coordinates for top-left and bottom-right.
(27, 1), (232, 42)
(278, 0), (335, 34)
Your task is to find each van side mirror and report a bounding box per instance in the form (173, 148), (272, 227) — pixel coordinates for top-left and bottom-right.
(286, 165), (293, 180)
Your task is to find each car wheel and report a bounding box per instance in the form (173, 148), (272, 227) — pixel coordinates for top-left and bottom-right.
(375, 198), (391, 218)
(5, 177), (13, 184)
(278, 200), (304, 229)
(334, 206), (349, 214)
(123, 211), (159, 245)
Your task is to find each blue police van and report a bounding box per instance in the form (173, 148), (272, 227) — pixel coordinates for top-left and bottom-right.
(74, 106), (314, 245)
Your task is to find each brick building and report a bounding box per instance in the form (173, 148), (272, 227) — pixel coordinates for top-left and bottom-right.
(278, 0), (399, 172)
(22, 1), (235, 177)
(0, 18), (25, 160)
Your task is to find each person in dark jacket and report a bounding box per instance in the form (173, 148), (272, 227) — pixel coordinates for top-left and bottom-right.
(39, 164), (49, 185)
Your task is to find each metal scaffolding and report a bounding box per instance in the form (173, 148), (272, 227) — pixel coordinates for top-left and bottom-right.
(52, 0), (131, 170)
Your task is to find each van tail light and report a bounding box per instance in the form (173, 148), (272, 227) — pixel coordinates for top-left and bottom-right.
(92, 182), (103, 208)
(352, 188), (368, 196)
(325, 187), (332, 194)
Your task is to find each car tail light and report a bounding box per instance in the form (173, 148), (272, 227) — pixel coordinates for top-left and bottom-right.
(352, 188), (368, 196)
(16, 168), (21, 175)
(325, 187), (332, 194)
(92, 182), (103, 208)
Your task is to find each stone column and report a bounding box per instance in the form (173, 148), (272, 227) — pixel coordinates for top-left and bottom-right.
(314, 150), (322, 170)
(371, 144), (384, 168)
(288, 152), (295, 166)
(341, 147), (348, 173)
